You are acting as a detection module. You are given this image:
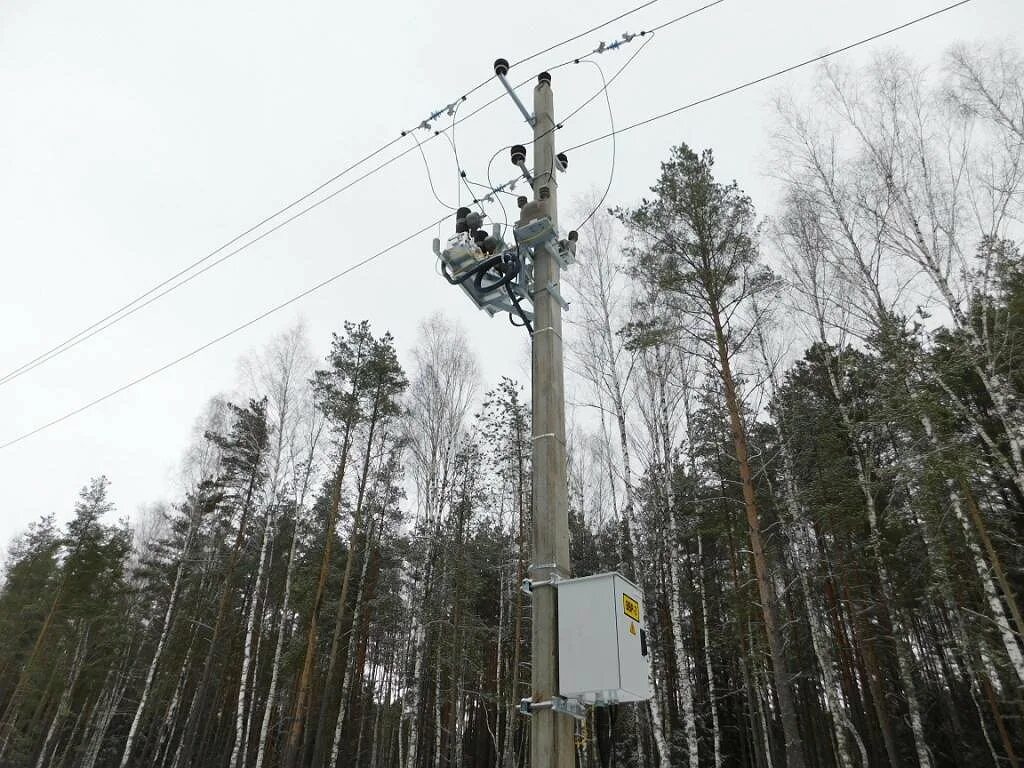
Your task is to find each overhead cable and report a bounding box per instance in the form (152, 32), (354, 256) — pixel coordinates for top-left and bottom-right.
(0, 0), (973, 449)
(0, 213), (453, 451)
(1, 0), (692, 388)
(562, 0), (976, 154)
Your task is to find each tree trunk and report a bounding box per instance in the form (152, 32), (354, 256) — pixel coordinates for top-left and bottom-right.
(313, 395), (385, 766)
(119, 506), (199, 768)
(329, 518), (385, 765)
(284, 420), (355, 767)
(710, 306), (805, 768)
(230, 502), (275, 768)
(175, 468), (261, 768)
(34, 625), (88, 768)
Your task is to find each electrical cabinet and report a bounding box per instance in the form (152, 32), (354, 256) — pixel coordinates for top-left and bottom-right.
(557, 572), (651, 704)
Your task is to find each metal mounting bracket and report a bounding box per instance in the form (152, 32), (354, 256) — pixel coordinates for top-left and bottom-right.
(518, 697), (587, 721)
(533, 280), (569, 310)
(543, 240), (574, 270)
(521, 570), (562, 595)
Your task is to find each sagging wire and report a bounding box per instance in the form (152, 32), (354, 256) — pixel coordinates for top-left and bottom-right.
(567, 59), (616, 232)
(570, 51), (628, 231)
(410, 129), (459, 211)
(555, 31), (654, 191)
(415, 98), (495, 222)
(487, 146), (515, 235)
(440, 98), (483, 209)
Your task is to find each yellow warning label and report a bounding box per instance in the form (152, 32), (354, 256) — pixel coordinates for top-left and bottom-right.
(622, 593), (640, 622)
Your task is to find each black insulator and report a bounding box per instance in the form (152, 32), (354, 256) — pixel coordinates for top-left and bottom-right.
(510, 145), (527, 166)
(494, 58), (510, 77)
(568, 230), (579, 242)
(557, 152), (568, 170)
(517, 195), (528, 209)
(465, 211), (484, 231)
(455, 206), (471, 233)
(538, 71), (551, 86)
(473, 230), (488, 245)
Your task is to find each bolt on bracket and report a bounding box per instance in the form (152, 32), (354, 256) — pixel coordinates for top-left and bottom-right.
(519, 697), (587, 721)
(521, 570), (562, 595)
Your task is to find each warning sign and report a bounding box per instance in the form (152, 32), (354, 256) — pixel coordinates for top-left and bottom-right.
(622, 593), (640, 622)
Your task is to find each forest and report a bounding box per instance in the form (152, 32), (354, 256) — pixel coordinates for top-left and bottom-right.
(1, 42), (1023, 768)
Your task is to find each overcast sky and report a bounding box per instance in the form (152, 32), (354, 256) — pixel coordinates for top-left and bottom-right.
(0, 0), (1018, 548)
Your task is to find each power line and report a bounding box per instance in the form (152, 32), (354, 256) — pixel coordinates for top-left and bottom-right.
(0, 132), (403, 386)
(0, 213), (453, 451)
(0, 142), (426, 386)
(10, 0), (950, 449)
(1, 0), (685, 389)
(0, 26), (665, 451)
(0, 2), (713, 448)
(0, 0), (971, 451)
(647, 0), (726, 33)
(562, 0), (976, 154)
(508, 0), (664, 71)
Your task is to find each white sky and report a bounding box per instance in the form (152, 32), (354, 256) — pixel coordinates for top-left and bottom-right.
(0, 0), (1017, 547)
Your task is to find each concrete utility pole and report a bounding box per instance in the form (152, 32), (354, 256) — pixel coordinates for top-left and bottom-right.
(528, 71), (574, 768)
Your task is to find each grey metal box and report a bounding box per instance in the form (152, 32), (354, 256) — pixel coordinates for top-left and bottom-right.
(557, 572), (651, 704)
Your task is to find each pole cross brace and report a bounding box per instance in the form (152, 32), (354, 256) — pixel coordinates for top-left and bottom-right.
(515, 160), (534, 187)
(495, 68), (536, 127)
